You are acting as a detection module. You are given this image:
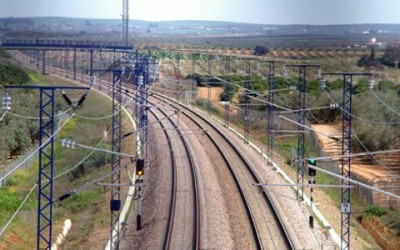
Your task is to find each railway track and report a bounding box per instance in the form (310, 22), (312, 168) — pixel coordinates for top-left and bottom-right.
(90, 72), (201, 249)
(151, 93), (294, 250)
(148, 98), (200, 249)
(14, 52), (293, 249)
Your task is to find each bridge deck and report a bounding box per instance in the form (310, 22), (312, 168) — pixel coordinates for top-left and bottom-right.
(1, 39), (133, 51)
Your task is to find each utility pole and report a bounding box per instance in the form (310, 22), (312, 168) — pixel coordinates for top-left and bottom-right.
(134, 54), (151, 231)
(321, 72), (371, 250)
(244, 58), (251, 144)
(110, 69), (123, 250)
(175, 54), (181, 102)
(5, 85), (89, 250)
(224, 56), (231, 128)
(191, 53), (198, 102)
(265, 61), (279, 167)
(207, 55), (212, 115)
(285, 64), (319, 200)
(93, 63), (133, 250)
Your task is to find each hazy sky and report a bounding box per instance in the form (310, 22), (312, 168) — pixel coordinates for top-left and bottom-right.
(1, 0), (400, 25)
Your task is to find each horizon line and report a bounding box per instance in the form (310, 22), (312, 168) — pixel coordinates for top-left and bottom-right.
(1, 16), (400, 26)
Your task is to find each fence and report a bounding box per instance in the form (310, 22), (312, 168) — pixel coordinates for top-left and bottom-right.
(0, 147), (38, 188)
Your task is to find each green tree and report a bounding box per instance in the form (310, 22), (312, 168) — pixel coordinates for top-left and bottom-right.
(380, 43), (400, 67)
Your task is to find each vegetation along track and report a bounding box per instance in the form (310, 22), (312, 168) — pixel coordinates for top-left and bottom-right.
(151, 92), (294, 250)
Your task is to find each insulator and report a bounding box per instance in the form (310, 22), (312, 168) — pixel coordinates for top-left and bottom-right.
(282, 65), (288, 77)
(320, 78), (327, 89)
(61, 90), (73, 106)
(58, 192), (73, 201)
(77, 93), (88, 106)
(368, 79), (375, 90)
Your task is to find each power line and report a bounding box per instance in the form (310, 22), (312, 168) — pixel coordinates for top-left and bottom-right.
(278, 115), (340, 141)
(7, 108), (72, 120)
(0, 114), (75, 183)
(53, 131), (108, 181)
(322, 88), (400, 125)
(302, 100), (399, 177)
(369, 88), (400, 117)
(74, 109), (121, 121)
(352, 130), (400, 177)
(301, 148), (400, 162)
(59, 140), (136, 158)
(307, 164), (400, 200)
(0, 111), (8, 122)
(0, 184), (37, 237)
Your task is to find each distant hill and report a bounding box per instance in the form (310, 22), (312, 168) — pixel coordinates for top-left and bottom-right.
(2, 16), (400, 36)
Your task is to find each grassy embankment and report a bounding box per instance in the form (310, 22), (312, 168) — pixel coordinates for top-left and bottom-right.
(0, 64), (135, 249)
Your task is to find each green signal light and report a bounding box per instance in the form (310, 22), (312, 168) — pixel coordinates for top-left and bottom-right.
(308, 158), (316, 166)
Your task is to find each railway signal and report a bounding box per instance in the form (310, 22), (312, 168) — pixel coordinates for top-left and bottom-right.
(136, 158), (145, 177)
(308, 158), (317, 176)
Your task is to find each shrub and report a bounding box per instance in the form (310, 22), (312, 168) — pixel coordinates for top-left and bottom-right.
(195, 98), (220, 114)
(0, 65), (31, 86)
(0, 188), (22, 211)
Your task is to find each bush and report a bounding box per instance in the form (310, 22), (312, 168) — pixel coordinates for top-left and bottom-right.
(0, 188), (22, 211)
(378, 80), (396, 91)
(0, 48), (11, 59)
(195, 98), (220, 114)
(354, 79), (369, 94)
(357, 205), (389, 222)
(254, 45), (269, 56)
(0, 65), (31, 86)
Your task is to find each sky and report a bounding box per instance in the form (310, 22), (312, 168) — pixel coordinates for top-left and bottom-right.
(1, 0), (400, 25)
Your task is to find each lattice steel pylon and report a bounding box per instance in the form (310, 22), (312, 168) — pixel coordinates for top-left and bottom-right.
(322, 72), (371, 250)
(244, 59), (251, 144)
(191, 53), (196, 100)
(174, 54), (181, 102)
(224, 56), (231, 127)
(110, 70), (123, 250)
(266, 61), (276, 167)
(5, 85), (89, 250)
(122, 0), (129, 46)
(134, 54), (150, 231)
(341, 74), (352, 250)
(37, 88), (55, 250)
(285, 64), (319, 200)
